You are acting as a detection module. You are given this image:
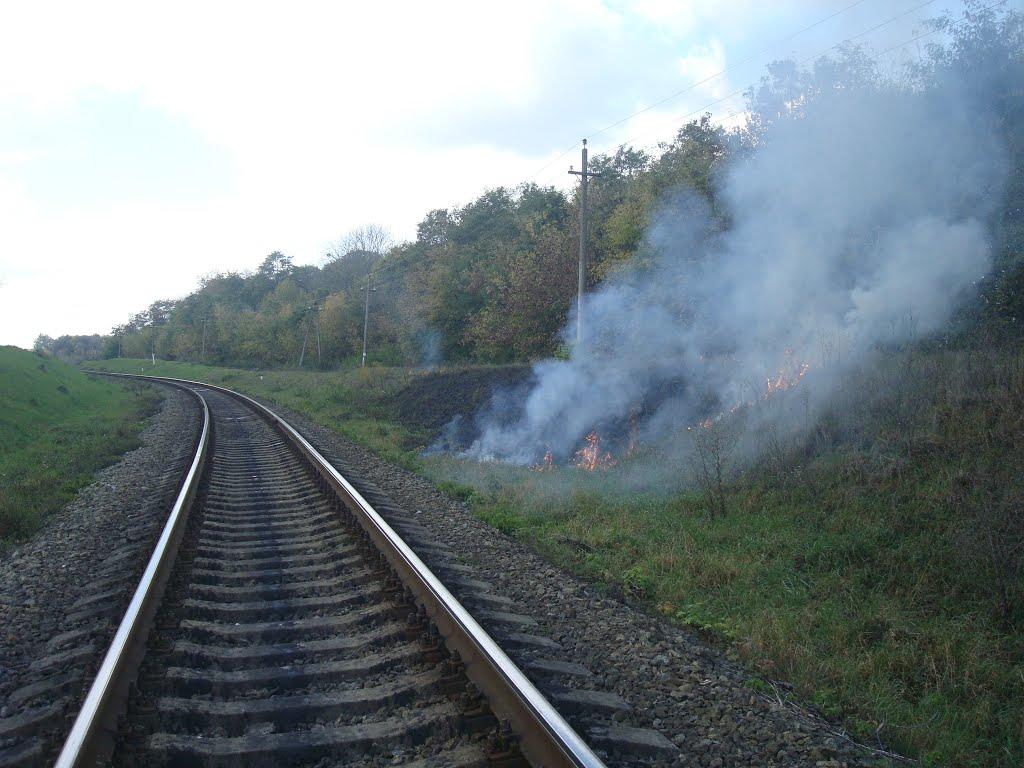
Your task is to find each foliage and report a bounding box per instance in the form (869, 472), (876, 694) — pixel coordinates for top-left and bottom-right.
(93, 343), (1024, 767)
(41, 6), (1024, 371)
(426, 344), (1024, 768)
(0, 346), (157, 544)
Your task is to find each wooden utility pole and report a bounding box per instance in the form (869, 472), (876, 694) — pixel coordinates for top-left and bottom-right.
(298, 325), (309, 368)
(314, 305), (321, 367)
(569, 139), (600, 346)
(361, 279), (376, 368)
(298, 303), (320, 368)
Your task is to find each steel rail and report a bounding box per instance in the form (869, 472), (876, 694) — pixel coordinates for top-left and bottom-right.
(79, 372), (607, 768)
(54, 378), (210, 768)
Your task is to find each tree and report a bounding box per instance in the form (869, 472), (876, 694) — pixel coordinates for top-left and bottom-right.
(329, 224), (393, 262)
(464, 224), (576, 360)
(33, 335), (54, 355)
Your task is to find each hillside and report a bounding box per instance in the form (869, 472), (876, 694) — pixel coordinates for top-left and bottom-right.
(0, 347), (157, 543)
(92, 351), (1024, 767)
(38, 7), (1024, 372)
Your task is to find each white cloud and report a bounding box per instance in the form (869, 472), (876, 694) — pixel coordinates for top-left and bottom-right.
(0, 0), (963, 347)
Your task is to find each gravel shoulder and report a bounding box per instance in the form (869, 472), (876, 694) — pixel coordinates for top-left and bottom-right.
(0, 383), (200, 763)
(269, 399), (890, 768)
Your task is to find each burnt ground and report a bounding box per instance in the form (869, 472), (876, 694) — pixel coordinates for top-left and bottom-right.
(264, 395), (887, 768)
(392, 365), (533, 433)
(392, 365), (698, 459)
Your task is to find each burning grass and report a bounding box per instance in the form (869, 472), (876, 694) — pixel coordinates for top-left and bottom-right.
(92, 349), (1024, 767)
(421, 344), (1024, 768)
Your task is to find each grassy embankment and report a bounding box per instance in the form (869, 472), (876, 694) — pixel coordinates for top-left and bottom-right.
(92, 358), (425, 465)
(0, 347), (158, 546)
(93, 354), (1023, 767)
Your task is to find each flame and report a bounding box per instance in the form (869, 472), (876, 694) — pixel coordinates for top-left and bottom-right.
(532, 449), (555, 472)
(763, 349), (810, 398)
(687, 350), (813, 433)
(528, 352), (812, 468)
(572, 431), (617, 471)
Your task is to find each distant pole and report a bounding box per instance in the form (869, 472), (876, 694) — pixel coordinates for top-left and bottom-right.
(315, 308), (322, 367)
(298, 323), (309, 368)
(361, 278), (374, 368)
(569, 139), (599, 347)
(201, 318), (208, 359)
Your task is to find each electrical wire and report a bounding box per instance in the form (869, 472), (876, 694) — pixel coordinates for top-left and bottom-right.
(616, 0), (1006, 157)
(586, 0), (877, 143)
(530, 0), (896, 183)
(593, 0), (998, 156)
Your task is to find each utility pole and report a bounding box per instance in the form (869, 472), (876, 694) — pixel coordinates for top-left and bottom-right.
(298, 324), (309, 368)
(298, 304), (316, 368)
(314, 304), (321, 367)
(569, 139), (600, 346)
(361, 279), (376, 368)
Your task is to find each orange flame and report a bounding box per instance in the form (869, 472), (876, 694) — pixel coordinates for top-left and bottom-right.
(532, 449), (555, 472)
(764, 350), (811, 398)
(687, 351), (813, 433)
(572, 431), (617, 471)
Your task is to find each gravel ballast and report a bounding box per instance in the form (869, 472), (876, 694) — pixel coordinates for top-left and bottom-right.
(0, 383), (200, 764)
(270, 400), (887, 768)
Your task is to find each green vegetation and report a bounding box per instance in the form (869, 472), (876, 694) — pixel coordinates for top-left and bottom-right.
(0, 347), (158, 545)
(91, 358), (424, 467)
(93, 349), (1023, 767)
(39, 5), (1024, 369)
(54, 7), (1024, 766)
(436, 345), (1024, 767)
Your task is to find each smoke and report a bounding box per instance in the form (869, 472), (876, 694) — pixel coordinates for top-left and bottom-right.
(459, 68), (1007, 467)
(414, 327), (443, 370)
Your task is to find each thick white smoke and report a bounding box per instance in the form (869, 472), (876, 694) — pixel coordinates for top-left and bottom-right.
(462, 74), (1006, 466)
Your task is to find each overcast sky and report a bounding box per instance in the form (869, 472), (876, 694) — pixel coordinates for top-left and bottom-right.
(0, 0), (967, 348)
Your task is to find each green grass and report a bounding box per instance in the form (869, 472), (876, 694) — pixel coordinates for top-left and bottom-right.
(91, 352), (1024, 767)
(0, 347), (158, 545)
(444, 465), (1021, 766)
(91, 358), (427, 467)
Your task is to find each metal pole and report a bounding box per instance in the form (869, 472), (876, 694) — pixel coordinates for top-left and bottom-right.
(574, 140), (589, 347)
(361, 278), (371, 368)
(298, 324), (309, 368)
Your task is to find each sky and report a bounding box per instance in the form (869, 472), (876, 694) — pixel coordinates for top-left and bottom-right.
(0, 0), (970, 349)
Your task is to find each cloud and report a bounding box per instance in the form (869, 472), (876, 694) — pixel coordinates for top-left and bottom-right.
(0, 0), (969, 347)
(0, 92), (236, 208)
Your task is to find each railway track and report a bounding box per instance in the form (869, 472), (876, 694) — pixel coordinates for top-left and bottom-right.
(42, 376), (610, 768)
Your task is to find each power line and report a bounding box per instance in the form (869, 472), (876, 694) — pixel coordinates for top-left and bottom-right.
(530, 0), (902, 184)
(586, 0), (877, 143)
(528, 140), (581, 182)
(592, 0), (978, 155)
(610, 0), (1007, 156)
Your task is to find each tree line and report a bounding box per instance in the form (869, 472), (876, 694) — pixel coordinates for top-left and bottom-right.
(36, 3), (1023, 368)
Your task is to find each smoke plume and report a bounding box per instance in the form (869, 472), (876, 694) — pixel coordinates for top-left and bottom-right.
(460, 68), (1007, 466)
